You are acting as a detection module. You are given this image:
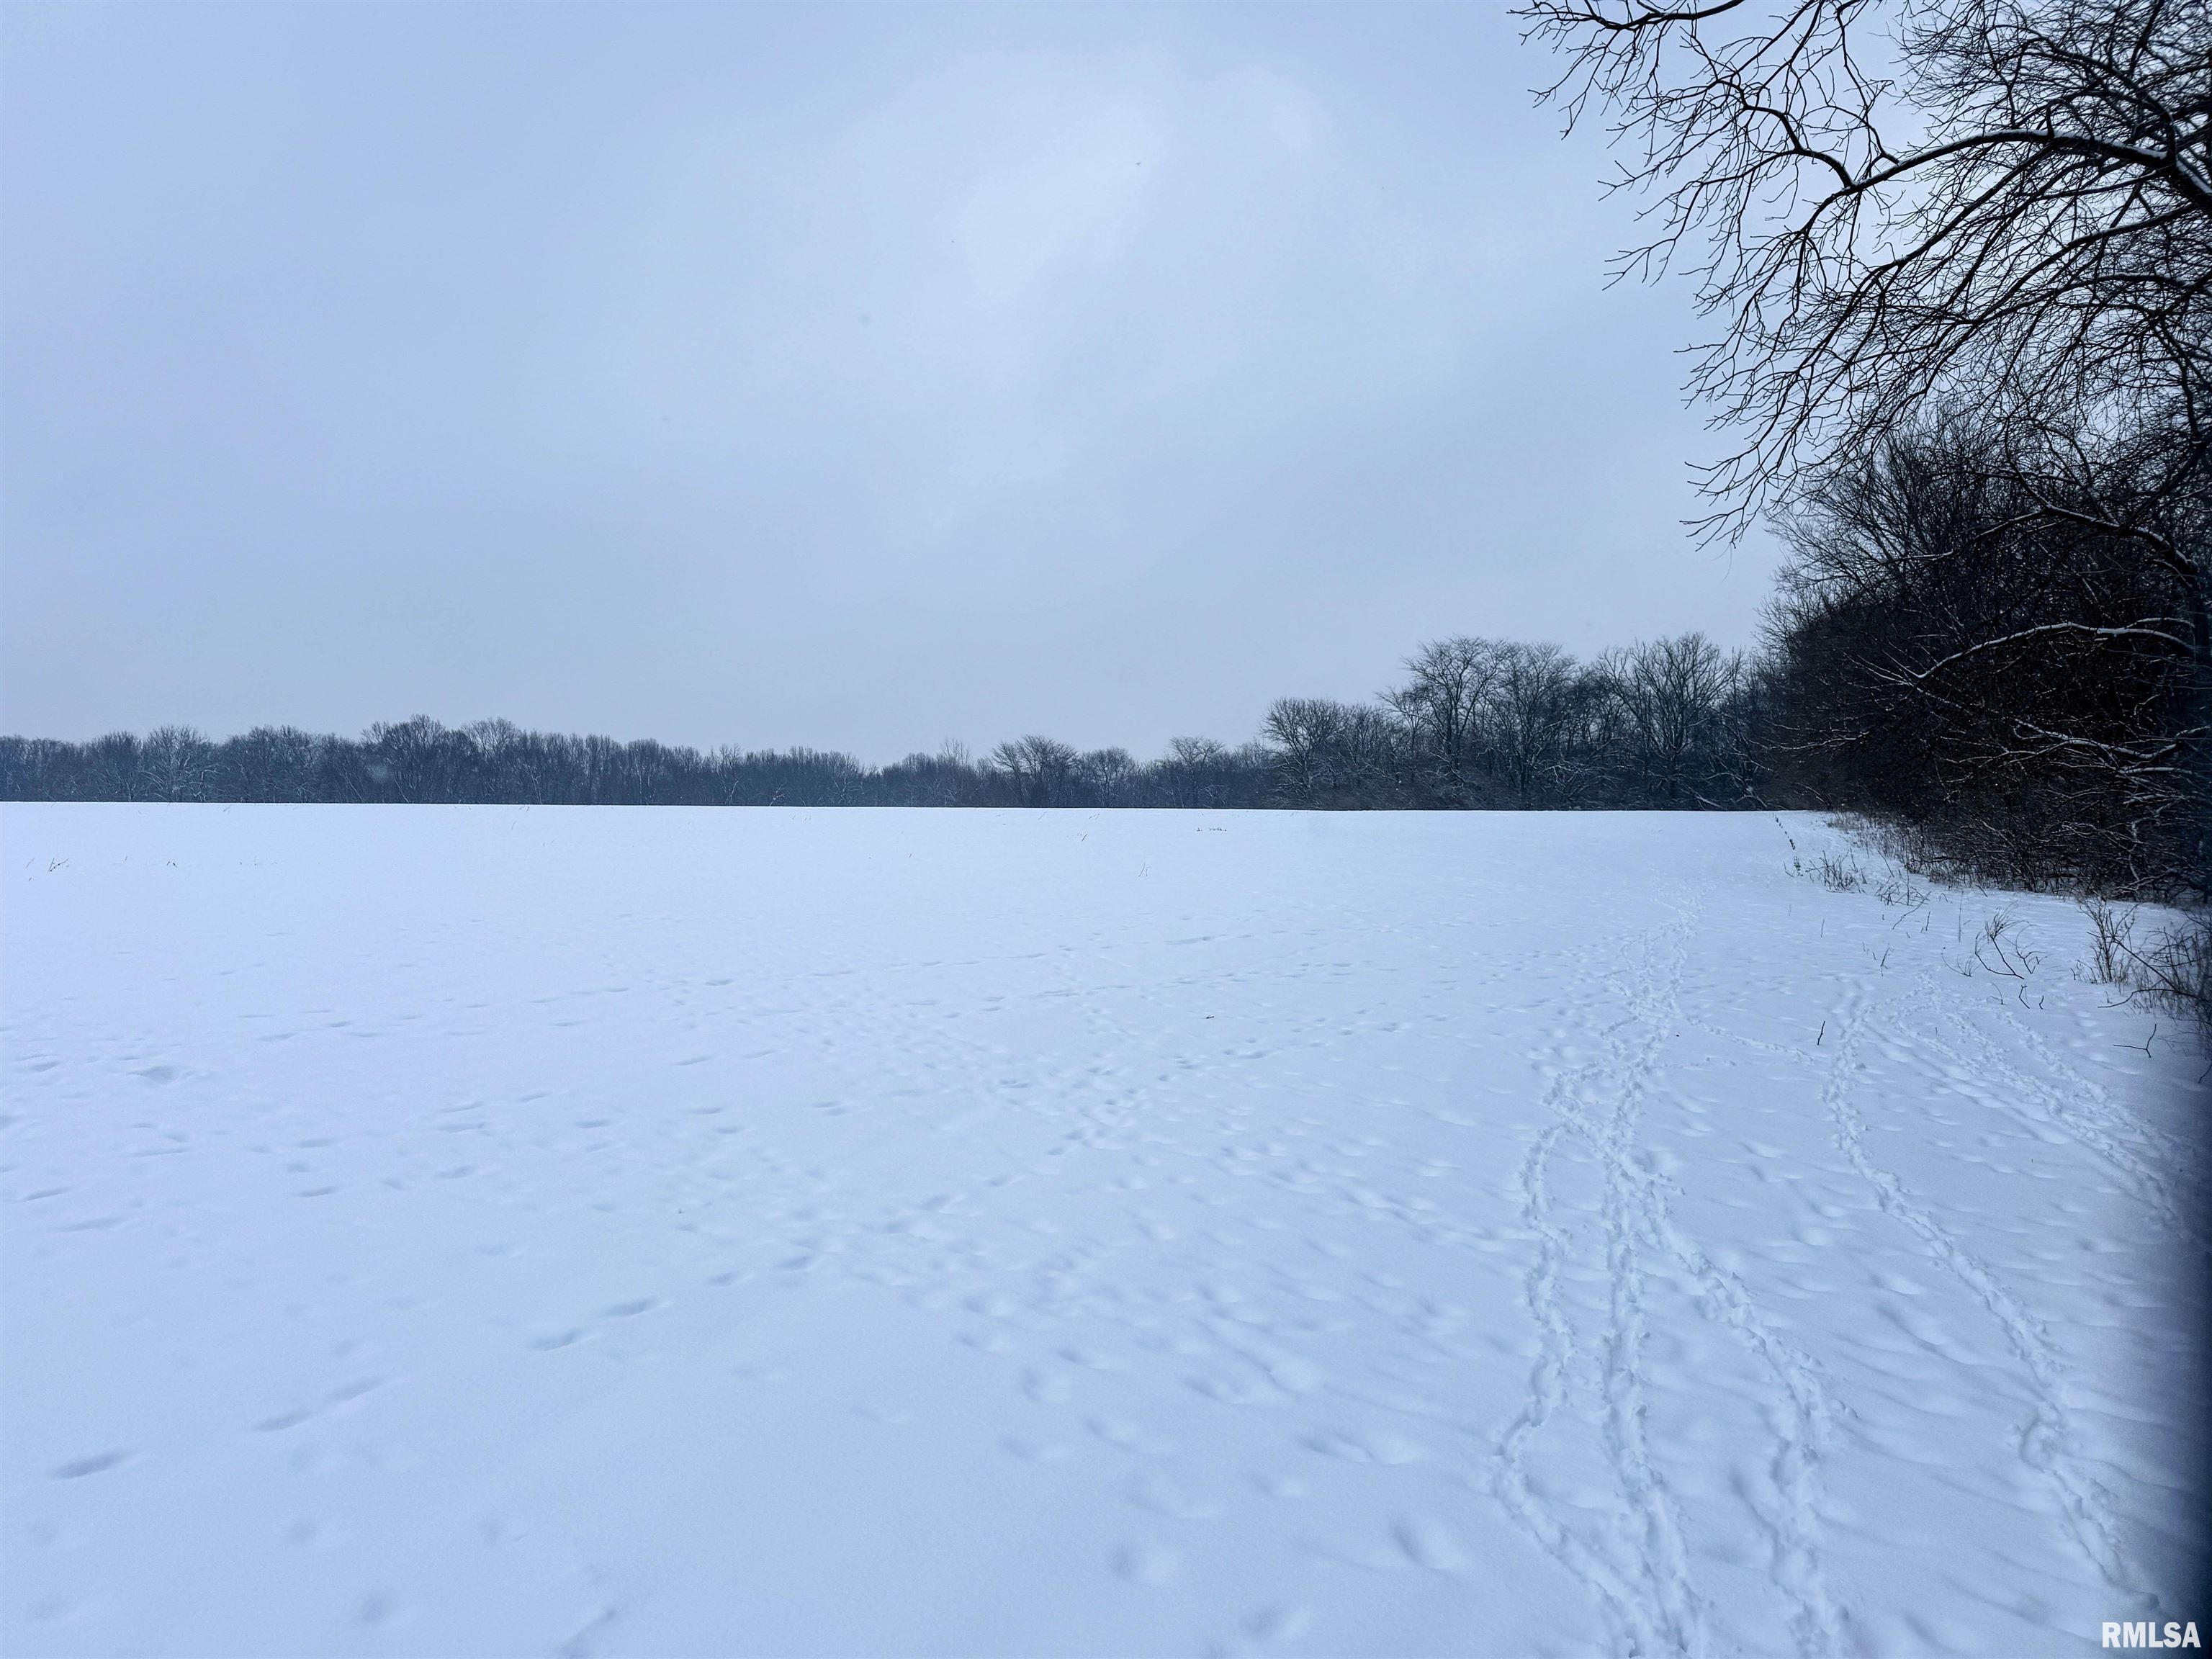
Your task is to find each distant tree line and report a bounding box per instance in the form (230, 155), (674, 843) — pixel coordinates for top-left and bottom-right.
(0, 631), (1766, 811)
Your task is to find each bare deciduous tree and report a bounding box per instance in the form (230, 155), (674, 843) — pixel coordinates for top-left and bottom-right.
(1529, 0), (2209, 914)
(1524, 0), (2211, 543)
(989, 735), (1082, 807)
(1385, 637), (1510, 804)
(1600, 631), (1750, 806)
(1766, 414), (2206, 893)
(139, 726), (216, 802)
(1486, 643), (1587, 804)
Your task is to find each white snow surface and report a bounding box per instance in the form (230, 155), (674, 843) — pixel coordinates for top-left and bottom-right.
(2, 806), (2203, 1658)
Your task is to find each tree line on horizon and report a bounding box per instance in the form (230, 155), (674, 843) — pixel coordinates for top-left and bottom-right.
(0, 631), (1766, 814)
(6, 0), (2206, 945)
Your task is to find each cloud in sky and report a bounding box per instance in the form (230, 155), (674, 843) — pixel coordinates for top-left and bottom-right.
(2, 4), (1780, 757)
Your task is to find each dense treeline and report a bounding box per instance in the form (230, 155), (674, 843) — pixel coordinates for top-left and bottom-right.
(1761, 415), (2208, 904)
(0, 631), (1764, 811)
(1277, 633), (1759, 809)
(1524, 0), (2209, 943)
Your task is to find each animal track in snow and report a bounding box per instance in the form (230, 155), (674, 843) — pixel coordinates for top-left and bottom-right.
(49, 1451), (131, 1480)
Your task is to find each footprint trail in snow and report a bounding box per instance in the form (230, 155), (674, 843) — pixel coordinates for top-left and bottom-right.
(2, 806), (2200, 1656)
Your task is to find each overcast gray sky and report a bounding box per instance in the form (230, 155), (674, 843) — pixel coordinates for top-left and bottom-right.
(2, 3), (1780, 759)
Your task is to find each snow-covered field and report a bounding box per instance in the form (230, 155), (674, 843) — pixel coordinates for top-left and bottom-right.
(2, 806), (2202, 1658)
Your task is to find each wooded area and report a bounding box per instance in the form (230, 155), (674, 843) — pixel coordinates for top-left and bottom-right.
(0, 631), (1762, 812)
(1522, 0), (2207, 920)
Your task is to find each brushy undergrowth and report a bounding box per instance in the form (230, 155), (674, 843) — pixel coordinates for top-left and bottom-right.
(1812, 813), (2211, 1040)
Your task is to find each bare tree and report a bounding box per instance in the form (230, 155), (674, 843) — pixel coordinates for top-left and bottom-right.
(1385, 637), (1510, 803)
(1766, 414), (2206, 893)
(225, 727), (330, 802)
(1529, 0), (2209, 894)
(1264, 699), (1351, 804)
(89, 732), (144, 801)
(1485, 643), (1587, 803)
(362, 716), (461, 804)
(1601, 632), (1749, 805)
(1075, 747), (1139, 804)
(139, 726), (216, 802)
(0, 738), (70, 800)
(1159, 736), (1228, 807)
(1262, 699), (1407, 806)
(1523, 0), (2211, 544)
(989, 735), (1081, 806)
